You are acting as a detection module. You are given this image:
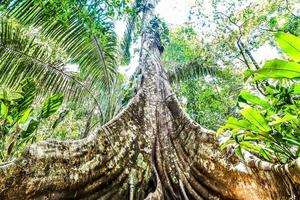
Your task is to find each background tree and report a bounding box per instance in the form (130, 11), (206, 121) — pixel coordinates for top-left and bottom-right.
(219, 33), (300, 164)
(0, 78), (63, 162)
(163, 26), (243, 130)
(190, 0), (299, 74)
(0, 0), (133, 124)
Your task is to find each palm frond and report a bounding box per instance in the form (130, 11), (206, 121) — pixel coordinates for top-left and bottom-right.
(5, 0), (118, 91)
(98, 75), (125, 124)
(121, 15), (137, 65)
(120, 0), (145, 65)
(167, 61), (220, 83)
(0, 17), (88, 100)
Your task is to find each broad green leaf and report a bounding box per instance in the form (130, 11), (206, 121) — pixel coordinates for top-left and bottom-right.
(7, 92), (22, 100)
(0, 90), (22, 101)
(18, 108), (33, 124)
(20, 118), (39, 138)
(293, 84), (300, 94)
(240, 142), (271, 161)
(7, 115), (13, 124)
(243, 135), (272, 142)
(1, 102), (8, 118)
(17, 78), (36, 111)
(239, 91), (270, 108)
(283, 137), (300, 146)
(220, 139), (235, 151)
(240, 141), (261, 152)
(275, 33), (300, 62)
(259, 148), (271, 161)
(242, 131), (257, 137)
(240, 107), (271, 132)
(1, 89), (9, 101)
(40, 94), (64, 119)
(218, 117), (247, 133)
(225, 117), (252, 129)
(251, 59), (300, 80)
(271, 114), (297, 125)
(244, 69), (254, 81)
(217, 117), (260, 134)
(235, 145), (244, 159)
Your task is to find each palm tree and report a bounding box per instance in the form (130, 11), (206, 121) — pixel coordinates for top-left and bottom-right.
(0, 0), (124, 124)
(0, 0), (300, 199)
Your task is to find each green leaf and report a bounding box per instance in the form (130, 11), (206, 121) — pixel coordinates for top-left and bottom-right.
(218, 117), (251, 133)
(259, 148), (271, 161)
(243, 135), (272, 142)
(20, 118), (39, 138)
(235, 145), (244, 159)
(293, 83), (300, 94)
(8, 92), (23, 100)
(7, 115), (13, 124)
(1, 102), (8, 118)
(251, 59), (300, 80)
(275, 33), (300, 62)
(0, 90), (22, 101)
(240, 141), (261, 152)
(283, 137), (300, 146)
(0, 89), (9, 101)
(240, 107), (271, 132)
(220, 139), (235, 151)
(40, 94), (64, 119)
(0, 8), (118, 101)
(239, 91), (270, 108)
(244, 69), (254, 81)
(17, 78), (36, 112)
(18, 108), (33, 124)
(271, 113), (297, 126)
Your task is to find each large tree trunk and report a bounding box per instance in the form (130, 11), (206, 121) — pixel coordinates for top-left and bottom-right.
(1, 1), (300, 199)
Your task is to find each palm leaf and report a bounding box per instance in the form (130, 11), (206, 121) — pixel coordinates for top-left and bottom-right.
(120, 14), (138, 65)
(120, 0), (145, 65)
(0, 17), (87, 100)
(5, 0), (118, 91)
(167, 61), (220, 83)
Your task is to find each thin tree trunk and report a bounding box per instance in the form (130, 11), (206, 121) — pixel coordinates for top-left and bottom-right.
(236, 39), (265, 95)
(0, 1), (300, 199)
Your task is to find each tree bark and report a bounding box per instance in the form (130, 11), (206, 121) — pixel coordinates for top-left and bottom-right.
(1, 1), (300, 199)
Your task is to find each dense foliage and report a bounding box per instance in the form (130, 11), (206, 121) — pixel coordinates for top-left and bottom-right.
(163, 26), (243, 130)
(175, 69), (242, 130)
(0, 0), (136, 130)
(219, 33), (300, 164)
(0, 0), (299, 166)
(0, 0), (137, 163)
(0, 78), (62, 162)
